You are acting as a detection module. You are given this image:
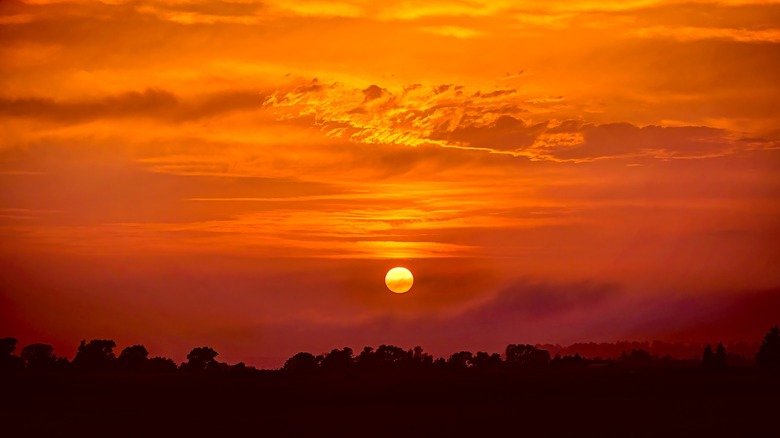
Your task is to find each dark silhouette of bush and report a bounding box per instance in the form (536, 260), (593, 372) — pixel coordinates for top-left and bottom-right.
(21, 343), (58, 371)
(702, 344), (715, 368)
(409, 345), (434, 368)
(117, 345), (149, 371)
(702, 343), (728, 370)
(73, 339), (117, 371)
(355, 346), (377, 370)
(373, 345), (407, 366)
(148, 356), (178, 373)
(183, 346), (221, 372)
(358, 345), (403, 368)
(505, 344), (550, 367)
(229, 362), (258, 376)
(354, 345), (433, 373)
(284, 352), (319, 374)
(469, 351), (502, 370)
(0, 337), (16, 357)
(2, 331), (775, 380)
(320, 347), (353, 373)
(447, 351), (473, 369)
(715, 343), (728, 369)
(356, 345), (407, 371)
(621, 349), (655, 367)
(552, 353), (588, 367)
(756, 326), (780, 370)
(0, 337), (23, 371)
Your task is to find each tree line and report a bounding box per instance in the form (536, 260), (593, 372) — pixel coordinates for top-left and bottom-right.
(2, 326), (779, 375)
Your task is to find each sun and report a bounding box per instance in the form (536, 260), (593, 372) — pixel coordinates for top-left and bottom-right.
(385, 267), (413, 294)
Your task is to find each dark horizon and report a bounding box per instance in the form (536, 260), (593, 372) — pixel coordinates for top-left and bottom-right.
(2, 0), (780, 367)
(3, 325), (778, 372)
(4, 327), (779, 436)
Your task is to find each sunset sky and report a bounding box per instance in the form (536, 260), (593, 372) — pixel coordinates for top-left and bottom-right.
(1, 0), (779, 367)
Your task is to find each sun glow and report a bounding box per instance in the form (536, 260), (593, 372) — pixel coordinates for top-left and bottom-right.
(385, 267), (414, 294)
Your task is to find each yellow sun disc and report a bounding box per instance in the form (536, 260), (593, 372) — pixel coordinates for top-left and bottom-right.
(385, 267), (413, 294)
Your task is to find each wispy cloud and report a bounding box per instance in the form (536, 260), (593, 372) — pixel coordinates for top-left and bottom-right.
(632, 25), (780, 43)
(0, 89), (265, 122)
(418, 25), (482, 38)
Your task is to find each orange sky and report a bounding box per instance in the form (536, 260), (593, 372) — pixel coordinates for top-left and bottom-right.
(1, 0), (779, 367)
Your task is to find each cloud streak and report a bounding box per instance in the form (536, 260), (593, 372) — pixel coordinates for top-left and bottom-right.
(632, 26), (780, 43)
(0, 89), (265, 122)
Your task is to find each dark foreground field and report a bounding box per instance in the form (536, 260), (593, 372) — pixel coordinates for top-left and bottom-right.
(3, 369), (778, 436)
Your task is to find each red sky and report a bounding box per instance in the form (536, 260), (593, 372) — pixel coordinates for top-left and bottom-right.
(1, 0), (779, 367)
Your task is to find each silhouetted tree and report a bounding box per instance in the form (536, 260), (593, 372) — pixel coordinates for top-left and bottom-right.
(320, 347), (353, 373)
(228, 361), (257, 375)
(447, 351), (474, 369)
(702, 344), (715, 369)
(355, 344), (411, 372)
(21, 343), (57, 371)
(552, 353), (587, 367)
(725, 351), (751, 368)
(73, 339), (117, 371)
(714, 343), (728, 369)
(505, 344), (551, 367)
(374, 345), (407, 365)
(148, 356), (178, 373)
(0, 337), (23, 371)
(284, 352), (319, 374)
(118, 345), (149, 371)
(756, 326), (780, 370)
(701, 344), (729, 370)
(183, 346), (220, 372)
(409, 346), (434, 368)
(0, 337), (16, 357)
(621, 349), (654, 367)
(469, 351), (502, 370)
(355, 347), (377, 370)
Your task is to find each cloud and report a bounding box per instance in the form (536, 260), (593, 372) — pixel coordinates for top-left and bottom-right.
(361, 84), (388, 102)
(433, 116), (548, 152)
(269, 0), (364, 18)
(0, 88), (265, 123)
(0, 89), (176, 122)
(135, 1), (269, 25)
(264, 79), (537, 150)
(537, 122), (732, 161)
(0, 79), (752, 168)
(624, 287), (780, 343)
(419, 25), (482, 39)
(459, 280), (620, 324)
(631, 26), (780, 43)
(263, 80), (753, 161)
(0, 142), (345, 225)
